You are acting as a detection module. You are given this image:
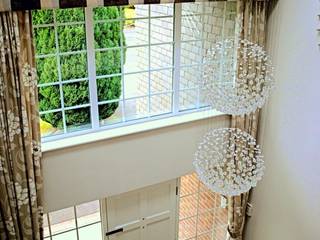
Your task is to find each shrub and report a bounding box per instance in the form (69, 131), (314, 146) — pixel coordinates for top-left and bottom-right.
(33, 7), (125, 129)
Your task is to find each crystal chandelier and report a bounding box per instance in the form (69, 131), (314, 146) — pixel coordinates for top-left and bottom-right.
(193, 128), (265, 196)
(202, 38), (275, 115)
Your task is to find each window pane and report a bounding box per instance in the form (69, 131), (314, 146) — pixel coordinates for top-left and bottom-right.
(197, 212), (214, 235)
(125, 97), (148, 120)
(181, 2), (203, 15)
(179, 89), (198, 111)
(179, 194), (198, 219)
(180, 173), (199, 197)
(52, 230), (77, 240)
(40, 112), (64, 137)
(60, 53), (88, 80)
(150, 93), (172, 116)
(213, 226), (228, 240)
(93, 6), (123, 21)
(97, 76), (122, 102)
(55, 8), (85, 23)
(150, 4), (173, 17)
(150, 18), (173, 44)
(36, 57), (59, 84)
(124, 19), (149, 46)
(124, 47), (148, 73)
(150, 44), (173, 69)
(76, 200), (101, 227)
(197, 232), (213, 240)
(213, 208), (228, 227)
(79, 223), (103, 240)
(134, 5), (149, 18)
(38, 85), (61, 112)
(199, 88), (210, 108)
(95, 50), (121, 76)
(34, 27), (56, 55)
(180, 66), (201, 90)
(179, 173), (228, 240)
(94, 22), (122, 49)
(58, 24), (86, 52)
(99, 101), (123, 125)
(124, 72), (148, 98)
(63, 81), (90, 107)
(179, 217), (197, 240)
(198, 191), (216, 213)
(181, 15), (202, 41)
(150, 69), (172, 93)
(43, 214), (50, 237)
(49, 207), (76, 235)
(32, 10), (54, 25)
(223, 3), (237, 39)
(65, 107), (91, 132)
(181, 41), (203, 66)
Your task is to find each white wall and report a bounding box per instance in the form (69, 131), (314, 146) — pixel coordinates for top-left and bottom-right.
(43, 115), (230, 212)
(245, 1), (320, 239)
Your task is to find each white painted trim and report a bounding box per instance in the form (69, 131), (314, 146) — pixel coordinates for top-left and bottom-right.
(85, 7), (100, 130)
(42, 109), (226, 152)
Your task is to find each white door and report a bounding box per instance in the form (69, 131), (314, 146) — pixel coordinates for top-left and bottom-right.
(105, 180), (178, 240)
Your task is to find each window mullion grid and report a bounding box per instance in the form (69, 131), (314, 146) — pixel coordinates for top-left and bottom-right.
(195, 176), (201, 238)
(147, 6), (152, 117)
(53, 10), (67, 134)
(120, 8), (126, 122)
(197, 4), (206, 110)
(74, 206), (80, 240)
(47, 213), (53, 240)
(85, 7), (100, 130)
(172, 3), (182, 114)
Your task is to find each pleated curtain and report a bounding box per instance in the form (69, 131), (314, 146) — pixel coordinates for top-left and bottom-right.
(0, 0), (269, 239)
(0, 11), (44, 240)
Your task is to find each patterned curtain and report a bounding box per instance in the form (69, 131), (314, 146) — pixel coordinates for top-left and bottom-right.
(226, 0), (267, 239)
(0, 11), (43, 240)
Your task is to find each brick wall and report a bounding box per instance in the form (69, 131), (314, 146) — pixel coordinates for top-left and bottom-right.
(134, 2), (237, 114)
(179, 173), (228, 240)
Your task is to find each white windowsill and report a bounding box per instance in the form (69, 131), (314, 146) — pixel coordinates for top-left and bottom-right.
(42, 110), (227, 152)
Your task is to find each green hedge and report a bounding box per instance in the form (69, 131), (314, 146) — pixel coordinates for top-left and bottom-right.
(33, 7), (125, 129)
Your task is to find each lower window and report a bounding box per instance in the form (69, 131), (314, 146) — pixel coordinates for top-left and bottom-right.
(43, 174), (228, 240)
(43, 200), (102, 240)
(178, 173), (228, 240)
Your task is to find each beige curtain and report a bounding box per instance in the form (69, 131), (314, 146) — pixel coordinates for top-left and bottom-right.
(0, 11), (43, 240)
(226, 0), (267, 239)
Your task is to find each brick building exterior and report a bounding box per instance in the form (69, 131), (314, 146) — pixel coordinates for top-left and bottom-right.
(134, 2), (237, 114)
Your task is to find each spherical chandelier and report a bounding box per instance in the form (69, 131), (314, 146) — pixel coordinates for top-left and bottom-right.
(193, 128), (265, 196)
(202, 38), (275, 115)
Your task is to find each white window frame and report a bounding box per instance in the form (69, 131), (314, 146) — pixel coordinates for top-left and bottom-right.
(34, 3), (232, 143)
(44, 201), (104, 240)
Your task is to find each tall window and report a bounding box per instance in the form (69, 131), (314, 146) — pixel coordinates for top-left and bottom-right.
(32, 2), (236, 141)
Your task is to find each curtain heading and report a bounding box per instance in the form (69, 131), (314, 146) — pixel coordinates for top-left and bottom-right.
(0, 0), (264, 12)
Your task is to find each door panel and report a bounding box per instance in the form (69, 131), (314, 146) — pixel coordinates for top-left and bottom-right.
(107, 191), (141, 227)
(145, 218), (171, 240)
(114, 228), (141, 240)
(106, 180), (178, 240)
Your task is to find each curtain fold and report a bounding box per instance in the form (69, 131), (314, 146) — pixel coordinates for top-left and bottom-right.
(226, 0), (267, 239)
(0, 11), (43, 240)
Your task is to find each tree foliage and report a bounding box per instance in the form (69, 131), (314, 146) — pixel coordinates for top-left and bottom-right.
(32, 7), (124, 128)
